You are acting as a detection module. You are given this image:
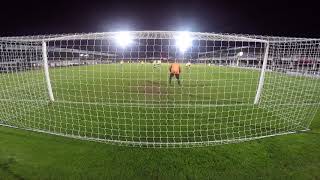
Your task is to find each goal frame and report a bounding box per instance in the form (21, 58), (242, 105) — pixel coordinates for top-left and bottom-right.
(1, 31), (319, 147)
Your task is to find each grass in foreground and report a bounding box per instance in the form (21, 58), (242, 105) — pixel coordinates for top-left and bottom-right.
(0, 63), (320, 179)
(0, 111), (320, 180)
(1, 64), (319, 147)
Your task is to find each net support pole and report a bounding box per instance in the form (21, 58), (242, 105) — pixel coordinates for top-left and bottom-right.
(254, 42), (270, 105)
(42, 41), (55, 102)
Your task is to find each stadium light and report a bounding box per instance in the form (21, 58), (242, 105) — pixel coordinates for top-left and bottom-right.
(175, 31), (193, 53)
(115, 31), (133, 48)
(80, 54), (89, 57)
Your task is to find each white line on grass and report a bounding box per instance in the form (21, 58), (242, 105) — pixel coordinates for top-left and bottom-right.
(0, 99), (319, 108)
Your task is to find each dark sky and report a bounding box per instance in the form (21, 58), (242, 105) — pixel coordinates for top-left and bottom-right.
(1, 0), (319, 37)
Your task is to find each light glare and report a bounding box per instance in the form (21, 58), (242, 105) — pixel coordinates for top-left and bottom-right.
(115, 31), (133, 48)
(175, 31), (193, 52)
(238, 51), (244, 57)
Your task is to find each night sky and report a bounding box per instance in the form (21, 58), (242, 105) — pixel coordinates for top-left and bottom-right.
(1, 0), (319, 37)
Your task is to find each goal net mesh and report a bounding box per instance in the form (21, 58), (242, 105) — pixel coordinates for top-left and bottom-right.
(0, 31), (319, 147)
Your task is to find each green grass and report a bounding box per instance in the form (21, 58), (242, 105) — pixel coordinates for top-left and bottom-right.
(0, 63), (319, 147)
(1, 63), (320, 179)
(0, 111), (319, 179)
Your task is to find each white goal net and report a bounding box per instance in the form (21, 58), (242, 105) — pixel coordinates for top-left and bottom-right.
(0, 31), (319, 147)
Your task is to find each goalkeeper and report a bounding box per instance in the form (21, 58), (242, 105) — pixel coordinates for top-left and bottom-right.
(169, 63), (181, 85)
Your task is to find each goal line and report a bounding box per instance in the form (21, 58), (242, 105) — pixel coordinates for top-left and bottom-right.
(0, 99), (319, 108)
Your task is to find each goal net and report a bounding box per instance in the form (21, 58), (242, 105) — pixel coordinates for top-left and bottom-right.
(0, 31), (319, 147)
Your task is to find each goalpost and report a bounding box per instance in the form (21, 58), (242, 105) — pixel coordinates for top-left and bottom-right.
(254, 42), (269, 105)
(42, 41), (54, 102)
(0, 31), (319, 147)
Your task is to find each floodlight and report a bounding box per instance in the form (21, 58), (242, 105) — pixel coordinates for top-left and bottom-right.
(80, 54), (88, 57)
(238, 51), (244, 57)
(115, 31), (133, 48)
(175, 31), (193, 52)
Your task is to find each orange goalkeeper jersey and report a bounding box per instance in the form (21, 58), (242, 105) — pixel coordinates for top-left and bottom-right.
(170, 63), (181, 74)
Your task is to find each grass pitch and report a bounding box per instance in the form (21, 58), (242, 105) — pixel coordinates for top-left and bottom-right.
(0, 112), (319, 179)
(0, 63), (320, 179)
(0, 63), (319, 147)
